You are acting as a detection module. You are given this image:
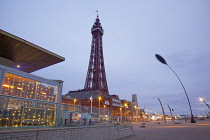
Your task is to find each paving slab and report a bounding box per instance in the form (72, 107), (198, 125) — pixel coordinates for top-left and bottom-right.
(119, 120), (210, 140)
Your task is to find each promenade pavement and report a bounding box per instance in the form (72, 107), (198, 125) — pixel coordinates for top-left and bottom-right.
(120, 120), (210, 140)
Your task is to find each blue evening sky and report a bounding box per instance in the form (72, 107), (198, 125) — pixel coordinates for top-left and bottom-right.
(1, 0), (210, 116)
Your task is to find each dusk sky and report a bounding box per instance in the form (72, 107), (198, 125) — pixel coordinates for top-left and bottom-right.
(1, 0), (210, 116)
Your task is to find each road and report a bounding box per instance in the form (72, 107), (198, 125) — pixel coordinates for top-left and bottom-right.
(120, 120), (210, 140)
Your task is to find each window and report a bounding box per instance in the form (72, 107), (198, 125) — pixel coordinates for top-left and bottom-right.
(2, 73), (57, 102)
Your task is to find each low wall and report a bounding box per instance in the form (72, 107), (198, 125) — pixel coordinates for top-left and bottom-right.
(0, 124), (134, 140)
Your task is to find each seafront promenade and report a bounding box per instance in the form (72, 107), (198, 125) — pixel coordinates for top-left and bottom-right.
(120, 120), (210, 140)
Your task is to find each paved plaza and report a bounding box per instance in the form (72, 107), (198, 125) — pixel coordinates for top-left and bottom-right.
(120, 120), (210, 140)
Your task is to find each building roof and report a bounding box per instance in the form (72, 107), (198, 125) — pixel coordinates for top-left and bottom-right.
(64, 90), (110, 100)
(0, 29), (65, 73)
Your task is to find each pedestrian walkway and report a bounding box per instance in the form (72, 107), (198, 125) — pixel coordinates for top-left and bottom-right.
(119, 120), (210, 140)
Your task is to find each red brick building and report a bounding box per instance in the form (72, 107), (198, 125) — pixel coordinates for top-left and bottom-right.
(63, 90), (124, 120)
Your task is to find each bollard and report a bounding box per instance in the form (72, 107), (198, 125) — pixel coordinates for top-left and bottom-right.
(140, 123), (146, 128)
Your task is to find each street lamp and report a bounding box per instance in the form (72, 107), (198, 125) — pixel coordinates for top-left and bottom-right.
(124, 103), (127, 121)
(90, 96), (93, 113)
(104, 105), (106, 118)
(120, 107), (122, 121)
(172, 109), (177, 119)
(98, 96), (102, 121)
(155, 54), (196, 123)
(134, 105), (137, 122)
(74, 99), (77, 105)
(199, 98), (210, 109)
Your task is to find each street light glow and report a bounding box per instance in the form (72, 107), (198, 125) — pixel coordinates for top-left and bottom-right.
(199, 98), (204, 102)
(199, 97), (210, 109)
(74, 99), (77, 105)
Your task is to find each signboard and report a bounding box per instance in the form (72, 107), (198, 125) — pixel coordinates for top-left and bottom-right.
(72, 113), (81, 120)
(105, 101), (109, 105)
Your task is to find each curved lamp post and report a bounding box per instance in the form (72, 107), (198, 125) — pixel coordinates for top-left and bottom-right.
(167, 105), (173, 123)
(158, 98), (166, 123)
(155, 54), (196, 123)
(199, 98), (210, 109)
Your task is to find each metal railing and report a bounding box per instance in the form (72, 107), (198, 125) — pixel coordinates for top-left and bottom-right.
(0, 95), (112, 129)
(61, 103), (110, 119)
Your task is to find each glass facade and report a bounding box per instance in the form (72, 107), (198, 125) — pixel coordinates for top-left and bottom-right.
(0, 69), (61, 128)
(0, 67), (112, 129)
(0, 96), (56, 127)
(2, 73), (57, 102)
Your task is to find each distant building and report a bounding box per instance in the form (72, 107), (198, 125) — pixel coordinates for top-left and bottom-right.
(63, 90), (110, 108)
(64, 90), (124, 121)
(132, 94), (138, 105)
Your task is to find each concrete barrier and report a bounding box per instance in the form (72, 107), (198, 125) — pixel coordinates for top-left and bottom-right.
(0, 124), (134, 140)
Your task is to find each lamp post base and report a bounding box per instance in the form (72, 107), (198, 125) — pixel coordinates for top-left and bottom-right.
(191, 116), (196, 123)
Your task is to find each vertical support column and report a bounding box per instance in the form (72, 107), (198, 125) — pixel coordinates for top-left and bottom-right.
(20, 106), (24, 126)
(0, 69), (6, 95)
(54, 80), (63, 103)
(55, 103), (61, 127)
(54, 80), (63, 127)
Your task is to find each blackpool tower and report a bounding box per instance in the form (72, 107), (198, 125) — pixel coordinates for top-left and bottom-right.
(84, 16), (109, 94)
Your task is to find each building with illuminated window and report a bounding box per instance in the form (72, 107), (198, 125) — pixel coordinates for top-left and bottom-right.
(63, 91), (142, 122)
(0, 29), (65, 128)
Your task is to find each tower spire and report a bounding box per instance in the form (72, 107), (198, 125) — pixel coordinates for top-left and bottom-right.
(95, 10), (99, 18)
(84, 16), (109, 94)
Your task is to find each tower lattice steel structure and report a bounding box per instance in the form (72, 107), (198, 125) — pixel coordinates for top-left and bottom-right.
(84, 16), (109, 94)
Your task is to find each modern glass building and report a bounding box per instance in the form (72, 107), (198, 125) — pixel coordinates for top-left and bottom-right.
(0, 29), (65, 128)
